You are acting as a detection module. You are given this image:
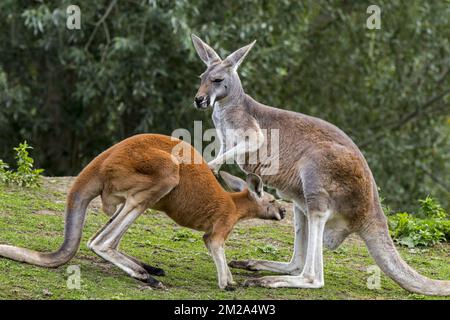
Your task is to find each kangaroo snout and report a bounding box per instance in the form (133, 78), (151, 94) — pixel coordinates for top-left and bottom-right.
(194, 95), (210, 109)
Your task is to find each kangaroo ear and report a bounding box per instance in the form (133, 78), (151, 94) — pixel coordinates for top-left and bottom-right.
(246, 173), (263, 198)
(191, 34), (222, 66)
(219, 171), (246, 192)
(223, 40), (256, 70)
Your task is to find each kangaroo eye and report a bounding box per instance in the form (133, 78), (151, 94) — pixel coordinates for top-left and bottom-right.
(212, 78), (224, 83)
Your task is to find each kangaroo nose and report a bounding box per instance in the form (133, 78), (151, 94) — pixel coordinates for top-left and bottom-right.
(279, 208), (286, 220)
(195, 96), (205, 104)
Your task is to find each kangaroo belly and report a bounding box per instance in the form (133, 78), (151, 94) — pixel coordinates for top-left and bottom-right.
(154, 198), (218, 232)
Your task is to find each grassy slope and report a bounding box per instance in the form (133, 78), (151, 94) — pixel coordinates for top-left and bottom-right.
(0, 178), (448, 300)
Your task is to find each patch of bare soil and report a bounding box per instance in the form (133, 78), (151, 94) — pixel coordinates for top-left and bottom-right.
(42, 176), (103, 213)
(32, 210), (60, 216)
(42, 176), (76, 194)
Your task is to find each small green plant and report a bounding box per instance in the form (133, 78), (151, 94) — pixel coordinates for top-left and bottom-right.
(388, 196), (449, 248)
(417, 196), (447, 219)
(0, 159), (10, 184)
(256, 244), (279, 257)
(171, 229), (197, 242)
(0, 141), (43, 187)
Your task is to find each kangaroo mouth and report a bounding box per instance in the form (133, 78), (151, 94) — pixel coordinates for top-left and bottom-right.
(194, 96), (211, 110)
(195, 101), (209, 110)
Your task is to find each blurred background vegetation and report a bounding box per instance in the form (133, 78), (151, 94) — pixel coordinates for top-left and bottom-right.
(0, 0), (449, 212)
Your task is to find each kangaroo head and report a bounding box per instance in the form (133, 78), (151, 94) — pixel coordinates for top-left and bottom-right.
(219, 171), (286, 221)
(191, 34), (255, 109)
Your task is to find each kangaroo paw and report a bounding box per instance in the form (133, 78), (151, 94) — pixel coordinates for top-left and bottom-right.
(142, 263), (166, 276)
(139, 275), (166, 289)
(225, 284), (237, 291)
(228, 260), (259, 271)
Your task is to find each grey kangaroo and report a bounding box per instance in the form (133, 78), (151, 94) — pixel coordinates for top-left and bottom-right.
(191, 34), (449, 295)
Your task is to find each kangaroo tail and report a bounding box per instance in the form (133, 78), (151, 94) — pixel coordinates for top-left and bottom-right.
(359, 204), (450, 296)
(0, 166), (102, 268)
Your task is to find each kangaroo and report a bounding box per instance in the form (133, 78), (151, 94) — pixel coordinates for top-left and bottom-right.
(191, 34), (450, 295)
(0, 134), (286, 290)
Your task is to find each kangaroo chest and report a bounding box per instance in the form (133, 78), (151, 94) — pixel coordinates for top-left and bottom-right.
(212, 106), (305, 197)
(212, 107), (231, 145)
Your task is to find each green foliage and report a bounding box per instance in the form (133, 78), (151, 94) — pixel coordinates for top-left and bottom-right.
(0, 1), (449, 211)
(0, 142), (43, 187)
(417, 195), (448, 219)
(388, 196), (449, 248)
(0, 160), (10, 184)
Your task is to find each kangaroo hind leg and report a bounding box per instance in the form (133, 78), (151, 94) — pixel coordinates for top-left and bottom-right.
(229, 204), (307, 275)
(89, 169), (178, 287)
(89, 201), (165, 276)
(245, 190), (331, 289)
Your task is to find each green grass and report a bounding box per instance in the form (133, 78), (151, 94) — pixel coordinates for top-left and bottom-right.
(0, 178), (449, 300)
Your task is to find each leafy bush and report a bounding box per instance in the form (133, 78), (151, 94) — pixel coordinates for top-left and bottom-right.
(388, 196), (449, 248)
(0, 142), (43, 187)
(417, 196), (447, 219)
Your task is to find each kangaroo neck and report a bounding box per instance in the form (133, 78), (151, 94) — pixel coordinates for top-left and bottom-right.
(215, 84), (246, 109)
(229, 190), (255, 220)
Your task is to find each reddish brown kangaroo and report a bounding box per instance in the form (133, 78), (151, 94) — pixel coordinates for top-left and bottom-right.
(0, 134), (285, 290)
